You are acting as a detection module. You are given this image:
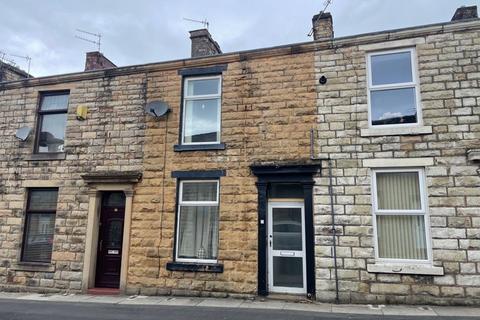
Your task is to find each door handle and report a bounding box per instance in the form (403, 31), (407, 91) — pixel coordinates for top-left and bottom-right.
(99, 240), (103, 252)
(269, 239), (272, 247)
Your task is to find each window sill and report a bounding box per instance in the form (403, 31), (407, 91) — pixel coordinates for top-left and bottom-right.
(174, 143), (226, 152)
(25, 153), (66, 161)
(11, 262), (55, 272)
(360, 126), (433, 137)
(166, 261), (223, 273)
(367, 263), (444, 276)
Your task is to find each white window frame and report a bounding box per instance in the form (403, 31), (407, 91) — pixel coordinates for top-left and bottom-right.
(366, 47), (422, 129)
(175, 180), (220, 263)
(371, 168), (432, 265)
(181, 75), (222, 145)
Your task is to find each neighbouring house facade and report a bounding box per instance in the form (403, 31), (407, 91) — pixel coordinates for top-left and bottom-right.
(0, 61), (31, 82)
(312, 6), (480, 305)
(0, 5), (479, 306)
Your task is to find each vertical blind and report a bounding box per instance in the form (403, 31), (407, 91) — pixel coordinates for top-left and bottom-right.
(376, 172), (421, 210)
(376, 215), (427, 260)
(375, 171), (428, 260)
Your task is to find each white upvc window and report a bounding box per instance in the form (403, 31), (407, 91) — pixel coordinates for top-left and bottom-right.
(175, 180), (220, 263)
(366, 48), (421, 128)
(182, 76), (222, 145)
(371, 168), (431, 264)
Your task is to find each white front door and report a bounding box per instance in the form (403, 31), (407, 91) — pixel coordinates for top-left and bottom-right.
(268, 201), (306, 294)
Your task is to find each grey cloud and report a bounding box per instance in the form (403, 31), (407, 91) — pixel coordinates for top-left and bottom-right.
(1, 0), (476, 76)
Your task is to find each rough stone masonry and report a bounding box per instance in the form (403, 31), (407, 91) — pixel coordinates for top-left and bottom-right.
(0, 5), (478, 307)
(313, 11), (480, 305)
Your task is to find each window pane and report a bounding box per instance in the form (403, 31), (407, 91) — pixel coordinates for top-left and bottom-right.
(22, 213), (55, 263)
(177, 206), (219, 260)
(371, 51), (413, 85)
(182, 182), (217, 202)
(186, 78), (219, 96)
(38, 113), (67, 153)
(273, 207), (303, 251)
(377, 215), (427, 260)
(183, 99), (220, 143)
(40, 94), (69, 111)
(273, 257), (303, 288)
(269, 183), (304, 199)
(28, 189), (58, 211)
(107, 220), (124, 247)
(376, 172), (421, 210)
(102, 192), (126, 207)
(371, 87), (417, 125)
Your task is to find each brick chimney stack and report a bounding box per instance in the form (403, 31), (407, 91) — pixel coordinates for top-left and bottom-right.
(189, 29), (222, 58)
(451, 5), (478, 21)
(312, 12), (334, 41)
(84, 52), (117, 71)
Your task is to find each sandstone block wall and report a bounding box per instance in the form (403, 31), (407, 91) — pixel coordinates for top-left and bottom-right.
(127, 51), (317, 296)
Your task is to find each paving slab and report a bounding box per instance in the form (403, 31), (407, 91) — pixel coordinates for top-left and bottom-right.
(332, 304), (383, 315)
(432, 306), (480, 317)
(16, 293), (52, 301)
(81, 295), (128, 304)
(156, 297), (202, 306)
(238, 299), (286, 309)
(119, 295), (167, 305)
(0, 292), (28, 299)
(382, 305), (437, 316)
(283, 302), (332, 313)
(46, 294), (98, 302)
(197, 298), (244, 308)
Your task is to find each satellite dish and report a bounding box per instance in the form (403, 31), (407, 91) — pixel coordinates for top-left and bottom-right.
(145, 101), (170, 118)
(15, 126), (32, 141)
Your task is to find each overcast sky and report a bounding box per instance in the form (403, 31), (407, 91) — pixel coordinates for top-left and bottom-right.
(1, 0), (478, 77)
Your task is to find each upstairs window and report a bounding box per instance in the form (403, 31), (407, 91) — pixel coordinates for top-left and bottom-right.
(36, 92), (69, 153)
(367, 48), (420, 127)
(182, 76), (221, 145)
(22, 189), (58, 263)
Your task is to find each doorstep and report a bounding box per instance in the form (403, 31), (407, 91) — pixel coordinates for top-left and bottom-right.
(87, 288), (120, 295)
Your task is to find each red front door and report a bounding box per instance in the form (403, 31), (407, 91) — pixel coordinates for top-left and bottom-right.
(95, 192), (125, 288)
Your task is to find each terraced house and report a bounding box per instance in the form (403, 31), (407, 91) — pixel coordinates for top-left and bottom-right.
(0, 5), (479, 306)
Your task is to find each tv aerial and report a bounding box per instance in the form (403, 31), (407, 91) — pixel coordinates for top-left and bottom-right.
(183, 17), (209, 29)
(75, 29), (102, 51)
(15, 126), (32, 141)
(145, 101), (170, 118)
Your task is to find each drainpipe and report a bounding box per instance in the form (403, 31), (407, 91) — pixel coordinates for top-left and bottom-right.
(310, 129), (339, 304)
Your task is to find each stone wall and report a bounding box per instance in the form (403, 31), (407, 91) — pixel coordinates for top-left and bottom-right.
(126, 51), (317, 296)
(313, 22), (480, 304)
(0, 63), (29, 82)
(0, 48), (317, 295)
(0, 75), (145, 292)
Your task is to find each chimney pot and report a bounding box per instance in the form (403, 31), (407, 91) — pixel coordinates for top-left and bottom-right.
(189, 29), (222, 58)
(312, 12), (334, 41)
(451, 5), (478, 21)
(84, 52), (117, 71)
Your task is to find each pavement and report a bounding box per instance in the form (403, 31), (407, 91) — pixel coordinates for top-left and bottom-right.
(0, 292), (479, 319)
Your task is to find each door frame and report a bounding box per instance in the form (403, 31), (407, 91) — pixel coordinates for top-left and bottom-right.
(81, 183), (135, 293)
(250, 164), (320, 299)
(94, 192), (126, 288)
(268, 201), (306, 294)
